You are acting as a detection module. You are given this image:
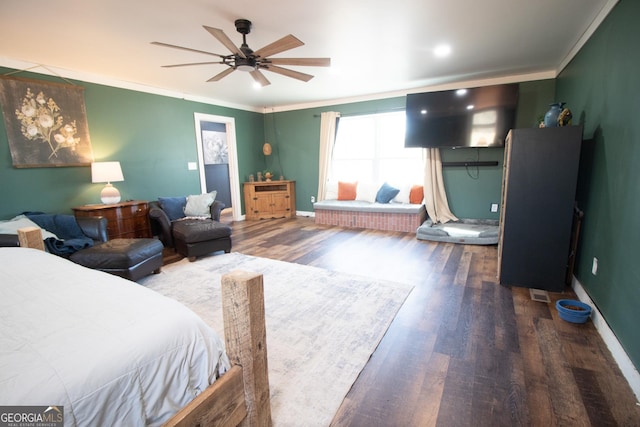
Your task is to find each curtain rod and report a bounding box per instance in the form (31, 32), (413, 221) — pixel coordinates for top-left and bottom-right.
(312, 106), (405, 118)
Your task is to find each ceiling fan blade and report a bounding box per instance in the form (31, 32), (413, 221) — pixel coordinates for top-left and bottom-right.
(207, 67), (235, 82)
(151, 41), (225, 58)
(254, 34), (304, 59)
(267, 58), (331, 67)
(265, 65), (314, 82)
(250, 70), (271, 87)
(203, 25), (246, 58)
(162, 61), (224, 68)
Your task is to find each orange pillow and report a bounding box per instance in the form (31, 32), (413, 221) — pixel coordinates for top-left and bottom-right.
(337, 181), (357, 200)
(409, 185), (424, 204)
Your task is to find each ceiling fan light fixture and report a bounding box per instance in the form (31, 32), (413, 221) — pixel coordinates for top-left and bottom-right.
(235, 57), (256, 72)
(154, 18), (330, 85)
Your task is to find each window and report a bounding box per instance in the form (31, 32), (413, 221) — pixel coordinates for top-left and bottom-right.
(331, 111), (423, 186)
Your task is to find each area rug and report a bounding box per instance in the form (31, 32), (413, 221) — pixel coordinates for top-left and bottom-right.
(139, 252), (413, 427)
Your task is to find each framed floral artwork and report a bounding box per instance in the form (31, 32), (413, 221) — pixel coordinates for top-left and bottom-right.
(0, 76), (94, 168)
(202, 130), (229, 165)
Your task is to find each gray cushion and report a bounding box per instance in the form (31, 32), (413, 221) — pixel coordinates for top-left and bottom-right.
(416, 218), (499, 245)
(314, 200), (425, 214)
(417, 226), (449, 236)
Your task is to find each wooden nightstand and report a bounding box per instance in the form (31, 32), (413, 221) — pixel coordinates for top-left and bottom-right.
(72, 200), (152, 240)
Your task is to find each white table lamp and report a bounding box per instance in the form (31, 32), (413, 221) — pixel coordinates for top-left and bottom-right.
(91, 161), (124, 204)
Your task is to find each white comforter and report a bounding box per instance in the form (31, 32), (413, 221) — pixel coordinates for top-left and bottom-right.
(0, 248), (230, 426)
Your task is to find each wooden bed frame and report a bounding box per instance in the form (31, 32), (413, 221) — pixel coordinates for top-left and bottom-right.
(17, 228), (272, 427)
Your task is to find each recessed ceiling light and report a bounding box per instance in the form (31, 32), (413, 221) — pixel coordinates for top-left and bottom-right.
(456, 89), (468, 96)
(420, 109), (428, 115)
(434, 44), (451, 58)
(253, 82), (262, 90)
(466, 104), (474, 110)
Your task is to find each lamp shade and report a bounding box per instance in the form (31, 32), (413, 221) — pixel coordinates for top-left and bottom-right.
(91, 161), (124, 183)
(91, 162), (124, 204)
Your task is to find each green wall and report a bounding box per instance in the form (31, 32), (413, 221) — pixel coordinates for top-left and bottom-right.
(1, 68), (554, 220)
(268, 79), (555, 216)
(556, 0), (640, 368)
(0, 69), (264, 219)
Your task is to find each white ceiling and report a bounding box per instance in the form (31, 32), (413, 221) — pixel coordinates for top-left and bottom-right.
(0, 0), (616, 112)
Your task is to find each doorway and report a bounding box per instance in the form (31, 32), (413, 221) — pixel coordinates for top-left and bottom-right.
(194, 113), (242, 221)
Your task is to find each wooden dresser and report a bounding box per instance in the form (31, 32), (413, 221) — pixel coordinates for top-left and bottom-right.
(72, 200), (152, 240)
(244, 180), (296, 220)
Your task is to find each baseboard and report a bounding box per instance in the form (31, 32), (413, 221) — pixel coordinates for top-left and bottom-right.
(572, 276), (640, 401)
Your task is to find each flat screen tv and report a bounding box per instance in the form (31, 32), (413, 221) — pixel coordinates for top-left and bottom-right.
(405, 83), (519, 148)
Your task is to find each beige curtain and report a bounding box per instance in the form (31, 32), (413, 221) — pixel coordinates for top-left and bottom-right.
(317, 111), (340, 201)
(424, 148), (458, 224)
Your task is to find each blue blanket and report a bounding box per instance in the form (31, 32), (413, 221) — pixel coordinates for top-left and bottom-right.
(25, 213), (94, 256)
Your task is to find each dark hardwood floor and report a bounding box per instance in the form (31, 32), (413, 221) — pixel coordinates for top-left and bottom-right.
(220, 214), (640, 426)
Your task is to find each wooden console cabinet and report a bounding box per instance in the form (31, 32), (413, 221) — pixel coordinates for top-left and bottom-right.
(244, 181), (296, 220)
(72, 200), (152, 239)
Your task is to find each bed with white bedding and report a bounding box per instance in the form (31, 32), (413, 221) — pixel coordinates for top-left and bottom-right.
(0, 247), (230, 426)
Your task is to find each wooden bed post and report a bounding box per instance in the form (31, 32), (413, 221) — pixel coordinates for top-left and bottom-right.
(17, 227), (45, 251)
(222, 270), (272, 427)
(164, 270), (272, 427)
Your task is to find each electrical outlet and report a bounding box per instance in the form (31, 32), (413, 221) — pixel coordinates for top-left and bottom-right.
(187, 162), (197, 170)
(592, 257), (598, 275)
(311, 196), (316, 203)
(490, 203), (499, 212)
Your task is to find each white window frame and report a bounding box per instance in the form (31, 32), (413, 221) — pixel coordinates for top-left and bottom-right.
(330, 111), (423, 187)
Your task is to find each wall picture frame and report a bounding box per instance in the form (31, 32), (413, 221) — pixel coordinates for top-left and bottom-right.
(202, 130), (228, 165)
(0, 75), (94, 168)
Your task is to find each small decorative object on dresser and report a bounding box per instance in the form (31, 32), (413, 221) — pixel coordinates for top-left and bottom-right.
(72, 200), (151, 240)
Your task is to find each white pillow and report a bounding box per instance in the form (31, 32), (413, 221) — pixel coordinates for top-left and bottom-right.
(184, 191), (217, 218)
(0, 215), (59, 240)
(324, 181), (338, 200)
(392, 184), (412, 204)
(356, 181), (377, 203)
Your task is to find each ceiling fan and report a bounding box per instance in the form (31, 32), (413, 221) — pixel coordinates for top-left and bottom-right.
(152, 19), (331, 87)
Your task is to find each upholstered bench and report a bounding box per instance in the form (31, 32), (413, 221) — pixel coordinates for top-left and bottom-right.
(314, 200), (427, 232)
(70, 238), (164, 281)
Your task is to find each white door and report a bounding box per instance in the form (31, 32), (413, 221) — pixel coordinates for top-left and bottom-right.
(194, 113), (241, 221)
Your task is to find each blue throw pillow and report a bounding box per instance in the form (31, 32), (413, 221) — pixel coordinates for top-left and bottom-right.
(158, 196), (187, 221)
(375, 182), (400, 203)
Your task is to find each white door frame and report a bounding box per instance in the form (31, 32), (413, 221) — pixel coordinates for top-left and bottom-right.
(194, 113), (242, 221)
